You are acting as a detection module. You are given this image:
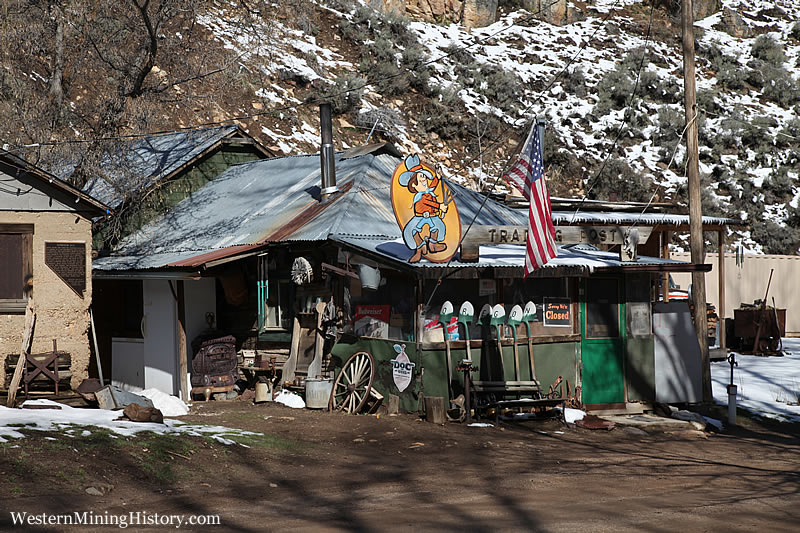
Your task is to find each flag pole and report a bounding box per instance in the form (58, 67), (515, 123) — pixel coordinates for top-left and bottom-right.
(536, 119), (546, 164)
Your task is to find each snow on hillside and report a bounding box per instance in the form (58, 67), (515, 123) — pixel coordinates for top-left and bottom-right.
(196, 0), (800, 253)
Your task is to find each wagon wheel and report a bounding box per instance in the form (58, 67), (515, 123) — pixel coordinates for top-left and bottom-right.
(328, 351), (375, 414)
(767, 337), (780, 353)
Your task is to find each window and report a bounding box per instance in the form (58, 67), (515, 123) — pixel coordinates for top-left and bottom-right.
(586, 278), (621, 338)
(257, 254), (292, 330)
(264, 279), (291, 329)
(0, 224), (33, 312)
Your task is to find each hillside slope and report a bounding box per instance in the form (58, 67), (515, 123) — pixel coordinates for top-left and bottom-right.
(2, 0), (799, 253)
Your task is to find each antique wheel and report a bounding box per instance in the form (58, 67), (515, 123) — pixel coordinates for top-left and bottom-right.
(328, 351), (375, 414)
(767, 337), (780, 352)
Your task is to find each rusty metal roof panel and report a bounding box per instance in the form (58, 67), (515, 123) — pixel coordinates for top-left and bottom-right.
(97, 149), (531, 272)
(93, 249), (211, 271)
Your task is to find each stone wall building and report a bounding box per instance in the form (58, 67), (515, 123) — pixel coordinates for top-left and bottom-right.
(0, 153), (108, 391)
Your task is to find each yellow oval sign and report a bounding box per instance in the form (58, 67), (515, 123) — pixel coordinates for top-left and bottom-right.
(390, 154), (461, 264)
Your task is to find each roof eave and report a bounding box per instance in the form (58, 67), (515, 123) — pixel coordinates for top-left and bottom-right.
(1, 153), (111, 216)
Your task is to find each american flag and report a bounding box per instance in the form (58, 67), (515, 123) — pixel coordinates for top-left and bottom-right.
(503, 124), (557, 276)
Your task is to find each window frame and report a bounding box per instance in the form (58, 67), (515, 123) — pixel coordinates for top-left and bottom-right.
(0, 224), (33, 313)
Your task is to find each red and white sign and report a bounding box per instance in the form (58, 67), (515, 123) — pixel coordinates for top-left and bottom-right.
(355, 305), (390, 338)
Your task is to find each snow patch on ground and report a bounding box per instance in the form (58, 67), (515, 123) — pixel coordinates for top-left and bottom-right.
(275, 390), (306, 409)
(0, 400), (260, 445)
(139, 388), (190, 417)
(711, 338), (800, 423)
(563, 407), (586, 424)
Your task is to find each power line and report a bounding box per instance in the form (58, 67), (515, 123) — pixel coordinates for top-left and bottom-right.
(2, 1), (621, 210)
(569, 0), (657, 223)
(627, 110), (697, 232)
(423, 0), (625, 311)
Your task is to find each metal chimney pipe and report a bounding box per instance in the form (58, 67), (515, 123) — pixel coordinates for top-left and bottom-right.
(319, 103), (338, 201)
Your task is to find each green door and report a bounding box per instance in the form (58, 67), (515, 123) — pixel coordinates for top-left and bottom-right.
(581, 278), (625, 405)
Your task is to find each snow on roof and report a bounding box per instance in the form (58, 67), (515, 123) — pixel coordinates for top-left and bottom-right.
(333, 237), (701, 273)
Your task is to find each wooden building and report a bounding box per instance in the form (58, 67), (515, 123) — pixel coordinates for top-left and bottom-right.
(91, 141), (716, 412)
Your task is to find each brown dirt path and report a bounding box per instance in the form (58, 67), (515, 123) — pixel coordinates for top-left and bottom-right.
(2, 400), (799, 532)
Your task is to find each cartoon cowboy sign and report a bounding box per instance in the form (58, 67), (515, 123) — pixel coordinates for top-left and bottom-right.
(391, 154), (461, 263)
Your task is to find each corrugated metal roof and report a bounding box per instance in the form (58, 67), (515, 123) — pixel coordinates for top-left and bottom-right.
(97, 149), (533, 271)
(0, 152), (110, 216)
(93, 249), (213, 271)
(331, 236), (701, 274)
(95, 146), (708, 274)
(82, 125), (240, 208)
(550, 211), (740, 227)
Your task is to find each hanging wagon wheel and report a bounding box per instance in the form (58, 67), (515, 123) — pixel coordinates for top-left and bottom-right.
(328, 351), (375, 414)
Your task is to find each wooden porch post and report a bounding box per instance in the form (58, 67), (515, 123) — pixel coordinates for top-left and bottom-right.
(718, 229), (726, 349)
(177, 280), (189, 401)
(416, 278), (425, 344)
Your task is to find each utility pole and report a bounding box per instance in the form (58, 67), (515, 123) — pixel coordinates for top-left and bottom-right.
(681, 0), (711, 402)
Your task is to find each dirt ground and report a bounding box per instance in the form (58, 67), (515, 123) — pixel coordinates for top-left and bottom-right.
(2, 398), (799, 532)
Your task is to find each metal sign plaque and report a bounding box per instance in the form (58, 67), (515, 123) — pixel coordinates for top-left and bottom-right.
(390, 154), (461, 264)
(45, 242), (86, 297)
(391, 343), (415, 393)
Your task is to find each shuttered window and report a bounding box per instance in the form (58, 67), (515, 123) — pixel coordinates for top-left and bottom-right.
(0, 224), (33, 312)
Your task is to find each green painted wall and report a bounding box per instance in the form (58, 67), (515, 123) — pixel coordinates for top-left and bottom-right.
(625, 336), (655, 402)
(530, 342), (578, 396)
(331, 337), (425, 413)
(329, 337), (579, 413)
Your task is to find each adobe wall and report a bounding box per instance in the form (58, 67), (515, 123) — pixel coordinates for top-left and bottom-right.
(0, 211), (93, 390)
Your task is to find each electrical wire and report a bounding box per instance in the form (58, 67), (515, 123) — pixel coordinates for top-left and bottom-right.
(627, 110), (697, 232)
(569, 0), (657, 224)
(1, 1), (622, 212)
(422, 0), (625, 311)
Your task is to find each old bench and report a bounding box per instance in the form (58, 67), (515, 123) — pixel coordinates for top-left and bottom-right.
(471, 380), (566, 422)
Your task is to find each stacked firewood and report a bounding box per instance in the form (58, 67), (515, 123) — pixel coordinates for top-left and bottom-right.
(688, 303), (718, 342)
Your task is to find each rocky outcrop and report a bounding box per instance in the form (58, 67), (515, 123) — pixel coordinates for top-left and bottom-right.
(373, 0), (406, 16)
(655, 0), (721, 21)
(461, 0), (498, 28)
(693, 0), (722, 21)
(521, 0), (584, 26)
(403, 0), (450, 20)
(715, 7), (753, 38)
(375, 0), (498, 29)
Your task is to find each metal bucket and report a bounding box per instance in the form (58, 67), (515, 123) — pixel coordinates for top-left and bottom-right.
(358, 264), (381, 290)
(255, 381), (272, 403)
(305, 378), (333, 409)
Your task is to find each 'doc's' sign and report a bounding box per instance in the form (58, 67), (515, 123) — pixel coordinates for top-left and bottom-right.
(544, 298), (572, 327)
(391, 344), (415, 393)
(391, 154), (461, 264)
